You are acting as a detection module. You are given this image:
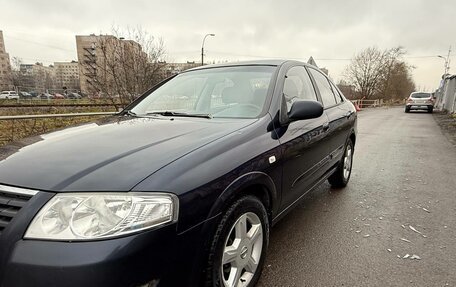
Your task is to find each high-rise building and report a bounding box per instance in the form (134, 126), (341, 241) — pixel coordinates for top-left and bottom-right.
(54, 61), (80, 91)
(0, 31), (13, 91)
(76, 34), (147, 95)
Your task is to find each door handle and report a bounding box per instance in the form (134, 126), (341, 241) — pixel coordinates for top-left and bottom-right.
(322, 122), (330, 132)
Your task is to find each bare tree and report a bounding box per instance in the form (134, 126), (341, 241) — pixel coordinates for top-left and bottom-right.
(337, 79), (356, 99)
(343, 46), (415, 100)
(10, 56), (23, 88)
(81, 26), (166, 106)
(385, 61), (416, 100)
(344, 47), (386, 99)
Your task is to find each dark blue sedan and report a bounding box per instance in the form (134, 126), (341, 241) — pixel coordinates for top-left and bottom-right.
(0, 60), (357, 287)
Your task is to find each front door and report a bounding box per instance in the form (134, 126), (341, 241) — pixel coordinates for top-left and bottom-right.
(276, 66), (331, 210)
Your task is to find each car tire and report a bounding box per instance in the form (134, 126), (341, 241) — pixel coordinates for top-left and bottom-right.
(205, 195), (269, 287)
(328, 138), (354, 188)
(428, 107), (433, 113)
(405, 107), (410, 113)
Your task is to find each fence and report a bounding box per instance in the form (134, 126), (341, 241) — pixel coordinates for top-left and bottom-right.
(0, 103), (119, 109)
(351, 99), (383, 108)
(435, 75), (456, 113)
(0, 98), (123, 107)
(0, 112), (116, 145)
(0, 112), (117, 121)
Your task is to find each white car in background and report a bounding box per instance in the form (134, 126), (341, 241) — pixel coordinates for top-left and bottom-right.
(0, 91), (20, 100)
(405, 92), (434, 113)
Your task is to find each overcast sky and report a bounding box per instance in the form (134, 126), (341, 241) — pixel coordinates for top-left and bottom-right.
(1, 0), (455, 91)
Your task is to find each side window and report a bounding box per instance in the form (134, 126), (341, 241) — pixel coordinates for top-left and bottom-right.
(283, 66), (317, 111)
(308, 68), (337, 107)
(329, 81), (344, 104)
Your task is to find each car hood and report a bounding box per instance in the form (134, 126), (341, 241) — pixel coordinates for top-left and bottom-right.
(0, 116), (257, 192)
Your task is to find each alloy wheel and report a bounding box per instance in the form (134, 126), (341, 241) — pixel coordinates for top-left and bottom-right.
(343, 144), (353, 180)
(221, 212), (263, 287)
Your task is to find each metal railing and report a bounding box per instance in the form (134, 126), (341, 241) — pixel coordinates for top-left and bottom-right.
(0, 112), (117, 145)
(351, 99), (383, 108)
(0, 103), (119, 109)
(0, 112), (117, 121)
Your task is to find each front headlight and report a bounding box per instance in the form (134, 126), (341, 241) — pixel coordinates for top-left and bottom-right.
(25, 192), (178, 241)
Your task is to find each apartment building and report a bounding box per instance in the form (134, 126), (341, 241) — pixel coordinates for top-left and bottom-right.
(157, 61), (199, 79)
(54, 61), (80, 90)
(76, 34), (147, 95)
(0, 31), (13, 91)
(19, 63), (55, 92)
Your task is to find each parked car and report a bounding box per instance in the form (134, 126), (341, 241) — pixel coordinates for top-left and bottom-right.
(0, 91), (19, 99)
(405, 92), (434, 113)
(54, 93), (65, 99)
(19, 91), (33, 98)
(66, 92), (82, 99)
(0, 60), (357, 287)
(38, 93), (54, 99)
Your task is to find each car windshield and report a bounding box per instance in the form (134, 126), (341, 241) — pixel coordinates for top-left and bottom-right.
(411, 93), (431, 98)
(131, 65), (276, 119)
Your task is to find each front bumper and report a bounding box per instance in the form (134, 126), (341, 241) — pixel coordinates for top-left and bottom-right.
(2, 227), (177, 287)
(0, 191), (215, 287)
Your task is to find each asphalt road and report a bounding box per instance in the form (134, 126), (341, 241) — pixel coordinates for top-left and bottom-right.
(258, 107), (456, 287)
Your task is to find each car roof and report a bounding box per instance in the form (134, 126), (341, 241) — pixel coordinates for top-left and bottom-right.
(185, 59), (310, 72)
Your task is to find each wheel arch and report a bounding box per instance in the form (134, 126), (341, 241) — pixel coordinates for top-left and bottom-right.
(195, 172), (278, 285)
(349, 132), (356, 147)
(208, 171), (278, 224)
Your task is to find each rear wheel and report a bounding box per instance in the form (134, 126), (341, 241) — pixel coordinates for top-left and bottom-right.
(328, 139), (354, 188)
(428, 107), (433, 113)
(405, 106), (410, 113)
(206, 196), (269, 287)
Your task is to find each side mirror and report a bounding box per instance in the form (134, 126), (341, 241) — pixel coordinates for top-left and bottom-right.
(287, 100), (323, 122)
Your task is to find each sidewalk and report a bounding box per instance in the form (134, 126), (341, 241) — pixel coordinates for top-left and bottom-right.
(433, 111), (456, 146)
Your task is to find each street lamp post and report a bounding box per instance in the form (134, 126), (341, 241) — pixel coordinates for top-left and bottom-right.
(201, 33), (215, 66)
(438, 46), (451, 77)
(437, 55), (449, 76)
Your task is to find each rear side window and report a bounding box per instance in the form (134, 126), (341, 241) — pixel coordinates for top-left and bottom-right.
(283, 66), (317, 111)
(329, 81), (344, 104)
(308, 68), (337, 107)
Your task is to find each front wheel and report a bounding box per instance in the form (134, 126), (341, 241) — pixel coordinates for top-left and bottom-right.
(328, 139), (354, 188)
(206, 196), (269, 287)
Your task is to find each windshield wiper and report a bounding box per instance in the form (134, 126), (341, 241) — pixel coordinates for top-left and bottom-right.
(124, 110), (138, 117)
(146, 111), (212, 119)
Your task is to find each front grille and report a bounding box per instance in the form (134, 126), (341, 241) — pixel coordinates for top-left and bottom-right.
(0, 190), (34, 236)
